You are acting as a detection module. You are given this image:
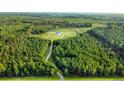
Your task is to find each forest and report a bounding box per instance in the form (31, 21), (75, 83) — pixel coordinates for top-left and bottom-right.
(0, 13), (124, 79)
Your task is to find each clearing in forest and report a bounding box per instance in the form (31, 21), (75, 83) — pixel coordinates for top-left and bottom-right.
(30, 23), (106, 41)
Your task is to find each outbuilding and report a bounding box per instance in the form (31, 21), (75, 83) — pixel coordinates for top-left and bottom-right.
(56, 32), (61, 36)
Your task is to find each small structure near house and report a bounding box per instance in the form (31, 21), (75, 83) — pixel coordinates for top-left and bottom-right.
(56, 32), (61, 36)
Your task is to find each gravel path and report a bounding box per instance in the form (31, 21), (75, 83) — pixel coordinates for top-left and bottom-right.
(46, 42), (64, 80)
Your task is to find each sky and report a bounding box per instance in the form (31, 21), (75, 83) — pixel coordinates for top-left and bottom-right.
(0, 0), (124, 13)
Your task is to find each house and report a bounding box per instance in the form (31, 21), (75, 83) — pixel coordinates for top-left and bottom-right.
(56, 32), (61, 36)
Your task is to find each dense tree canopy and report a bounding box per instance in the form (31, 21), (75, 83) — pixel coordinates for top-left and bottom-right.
(0, 13), (124, 78)
(52, 33), (123, 76)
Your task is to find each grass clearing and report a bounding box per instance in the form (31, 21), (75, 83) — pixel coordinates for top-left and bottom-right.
(65, 77), (124, 81)
(30, 28), (92, 41)
(30, 23), (106, 41)
(0, 76), (60, 81)
(0, 77), (124, 81)
(31, 29), (77, 41)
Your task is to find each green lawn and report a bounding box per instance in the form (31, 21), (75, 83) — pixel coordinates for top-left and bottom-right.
(30, 28), (93, 41)
(31, 28), (77, 41)
(0, 77), (124, 81)
(30, 23), (106, 41)
(65, 77), (124, 81)
(0, 76), (60, 81)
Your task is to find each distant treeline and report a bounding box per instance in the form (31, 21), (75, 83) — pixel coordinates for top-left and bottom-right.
(35, 21), (92, 28)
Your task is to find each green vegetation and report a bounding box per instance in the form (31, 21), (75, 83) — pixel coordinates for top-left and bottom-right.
(65, 77), (124, 80)
(0, 76), (60, 80)
(0, 13), (124, 80)
(0, 77), (124, 81)
(52, 33), (122, 77)
(30, 23), (105, 41)
(31, 29), (77, 41)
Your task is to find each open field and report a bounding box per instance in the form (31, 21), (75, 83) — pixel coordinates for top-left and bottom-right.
(65, 77), (124, 81)
(30, 23), (106, 41)
(31, 29), (77, 41)
(0, 77), (124, 81)
(0, 77), (60, 81)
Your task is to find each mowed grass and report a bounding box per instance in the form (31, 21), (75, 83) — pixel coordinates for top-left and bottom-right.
(30, 23), (106, 41)
(0, 76), (60, 81)
(31, 29), (77, 41)
(0, 77), (124, 81)
(31, 28), (92, 41)
(65, 77), (124, 81)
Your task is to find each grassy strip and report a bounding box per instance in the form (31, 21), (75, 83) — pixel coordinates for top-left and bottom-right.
(0, 76), (60, 81)
(64, 77), (124, 81)
(0, 77), (124, 81)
